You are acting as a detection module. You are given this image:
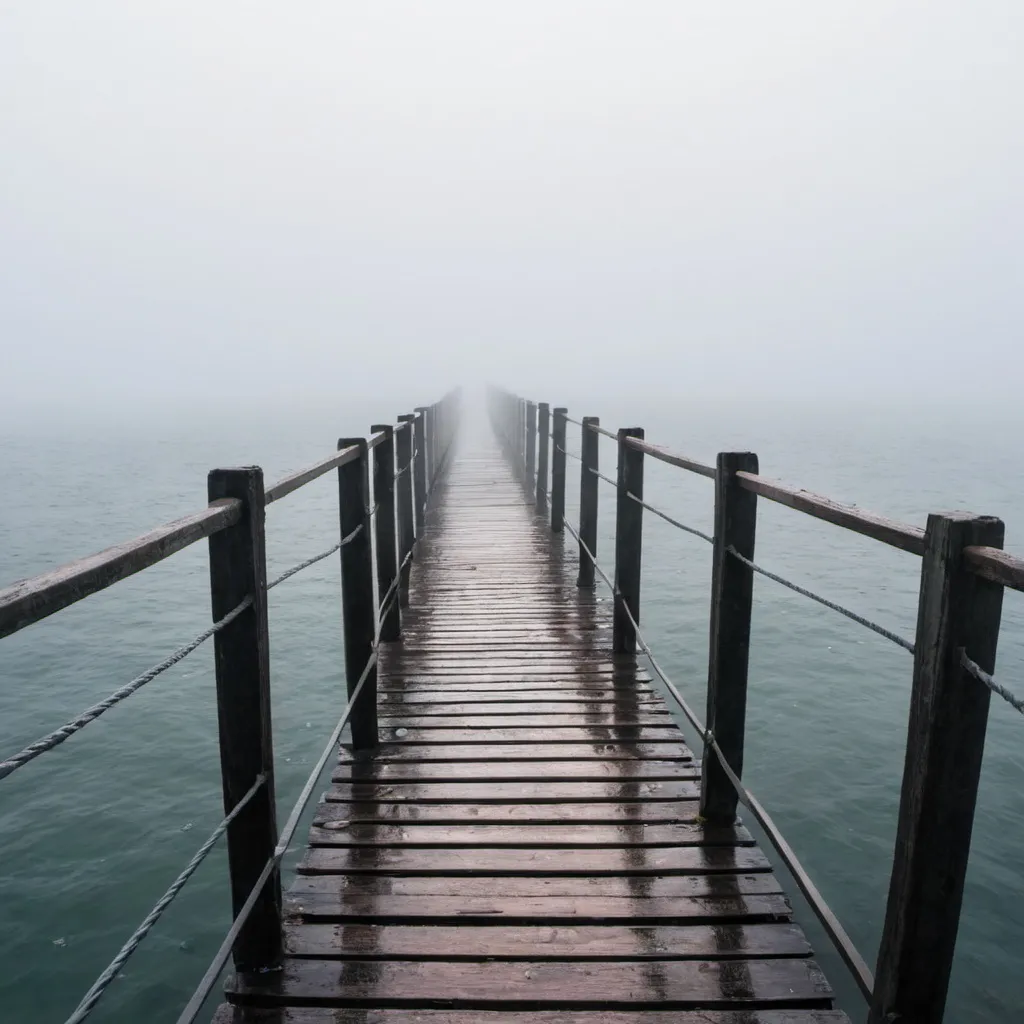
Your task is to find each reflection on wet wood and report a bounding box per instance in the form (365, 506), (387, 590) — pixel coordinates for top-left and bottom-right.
(214, 1009), (851, 1023)
(220, 434), (847, 1021)
(227, 957), (834, 1008)
(284, 922), (811, 959)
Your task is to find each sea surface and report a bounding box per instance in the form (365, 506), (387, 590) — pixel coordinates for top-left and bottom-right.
(1, 393), (1023, 1023)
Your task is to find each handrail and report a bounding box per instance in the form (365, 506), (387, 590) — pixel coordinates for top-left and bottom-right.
(736, 471), (926, 556)
(0, 499), (242, 640)
(490, 384), (1024, 1024)
(622, 435), (716, 478)
(1, 389), (462, 1024)
(265, 443), (360, 504)
(964, 545), (1024, 593)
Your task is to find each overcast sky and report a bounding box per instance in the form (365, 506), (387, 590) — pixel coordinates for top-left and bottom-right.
(1, 3), (1020, 408)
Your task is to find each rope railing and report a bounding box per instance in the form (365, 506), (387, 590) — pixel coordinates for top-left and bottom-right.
(0, 596), (253, 782)
(626, 491), (715, 545)
(267, 543), (341, 591)
(588, 466), (619, 490)
(555, 443), (583, 464)
(2, 526), (371, 784)
(960, 650), (1024, 716)
(565, 517), (875, 1001)
(175, 647), (379, 1024)
(725, 545), (915, 654)
(64, 772), (267, 1024)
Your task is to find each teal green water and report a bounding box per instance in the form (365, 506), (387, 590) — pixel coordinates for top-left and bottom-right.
(2, 395), (1023, 1022)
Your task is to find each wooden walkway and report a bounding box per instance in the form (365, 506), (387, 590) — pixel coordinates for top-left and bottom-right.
(216, 431), (849, 1022)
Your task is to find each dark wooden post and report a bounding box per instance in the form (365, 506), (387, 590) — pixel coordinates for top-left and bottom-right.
(421, 406), (433, 496)
(395, 416), (415, 606)
(536, 402), (550, 509)
(551, 407), (568, 532)
(515, 398), (523, 478)
(207, 466), (282, 971)
(525, 401), (537, 494)
(337, 438), (378, 750)
(371, 424), (400, 642)
(576, 417), (600, 588)
(701, 452), (758, 823)
(413, 409), (427, 532)
(613, 428), (645, 653)
(869, 512), (1005, 1024)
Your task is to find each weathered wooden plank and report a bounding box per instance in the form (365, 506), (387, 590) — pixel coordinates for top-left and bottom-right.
(215, 1010), (850, 1024)
(377, 689), (661, 702)
(377, 702), (668, 718)
(226, 957), (834, 1008)
(287, 872), (785, 902)
(307, 822), (753, 847)
(325, 780), (700, 803)
(377, 715), (674, 730)
(298, 845), (771, 875)
(285, 922), (810, 959)
(331, 761), (695, 782)
(366, 728), (686, 744)
(0, 498), (241, 640)
(338, 743), (691, 763)
(313, 801), (703, 824)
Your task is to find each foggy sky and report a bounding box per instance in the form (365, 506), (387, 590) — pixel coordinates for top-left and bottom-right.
(1, 3), (1021, 409)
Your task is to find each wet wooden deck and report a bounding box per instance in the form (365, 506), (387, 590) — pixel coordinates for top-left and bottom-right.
(215, 433), (849, 1023)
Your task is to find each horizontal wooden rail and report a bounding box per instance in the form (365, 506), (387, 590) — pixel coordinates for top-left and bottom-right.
(0, 500), (242, 640)
(622, 436), (716, 479)
(265, 445), (361, 504)
(736, 471), (926, 556)
(964, 545), (1024, 593)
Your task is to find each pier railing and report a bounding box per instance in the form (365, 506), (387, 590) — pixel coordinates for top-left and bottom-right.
(488, 385), (1022, 1024)
(0, 389), (460, 1024)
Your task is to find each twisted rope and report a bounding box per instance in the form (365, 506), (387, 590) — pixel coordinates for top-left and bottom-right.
(726, 545), (915, 653)
(564, 527), (875, 1000)
(555, 443), (583, 464)
(588, 466), (619, 489)
(65, 773), (266, 1024)
(625, 491), (715, 545)
(175, 650), (379, 1024)
(0, 597), (253, 782)
(267, 544), (340, 590)
(960, 651), (1024, 716)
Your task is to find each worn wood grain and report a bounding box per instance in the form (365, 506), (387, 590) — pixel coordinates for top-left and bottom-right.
(0, 498), (241, 640)
(307, 822), (753, 848)
(285, 922), (809, 959)
(215, 1009), (849, 1023)
(298, 845), (771, 876)
(226, 957), (834, 1008)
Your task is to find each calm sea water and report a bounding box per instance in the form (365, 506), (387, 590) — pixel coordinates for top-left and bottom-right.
(1, 394), (1022, 1023)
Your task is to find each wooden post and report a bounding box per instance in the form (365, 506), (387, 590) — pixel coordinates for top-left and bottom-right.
(395, 416), (415, 607)
(613, 428), (645, 653)
(551, 407), (568, 532)
(525, 401), (537, 494)
(576, 417), (600, 588)
(207, 466), (282, 971)
(536, 402), (550, 509)
(423, 405), (434, 494)
(701, 452), (758, 824)
(413, 409), (428, 533)
(371, 424), (400, 642)
(870, 512), (1005, 1024)
(337, 438), (378, 750)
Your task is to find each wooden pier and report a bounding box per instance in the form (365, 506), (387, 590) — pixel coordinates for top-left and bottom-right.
(4, 385), (1023, 1024)
(214, 429), (847, 1021)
